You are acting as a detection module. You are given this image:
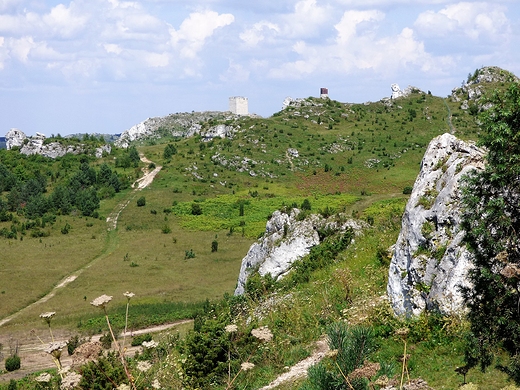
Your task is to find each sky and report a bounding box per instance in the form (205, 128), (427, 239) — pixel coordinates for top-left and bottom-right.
(0, 0), (519, 137)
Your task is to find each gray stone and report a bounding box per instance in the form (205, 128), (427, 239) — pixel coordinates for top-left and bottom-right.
(6, 128), (26, 150)
(235, 209), (364, 295)
(387, 133), (485, 316)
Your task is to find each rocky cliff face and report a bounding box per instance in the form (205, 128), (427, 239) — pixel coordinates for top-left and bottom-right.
(235, 208), (364, 295)
(5, 128), (111, 159)
(387, 133), (485, 316)
(115, 111), (238, 148)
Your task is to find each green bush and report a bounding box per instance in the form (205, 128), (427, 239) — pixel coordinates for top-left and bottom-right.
(403, 186), (413, 194)
(191, 203), (202, 215)
(137, 196), (146, 207)
(131, 333), (153, 347)
(99, 333), (112, 349)
(5, 355), (21, 371)
(67, 335), (86, 355)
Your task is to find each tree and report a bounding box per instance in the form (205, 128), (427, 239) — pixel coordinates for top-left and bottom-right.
(461, 83), (520, 379)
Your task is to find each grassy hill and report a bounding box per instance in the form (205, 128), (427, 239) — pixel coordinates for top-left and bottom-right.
(0, 67), (517, 389)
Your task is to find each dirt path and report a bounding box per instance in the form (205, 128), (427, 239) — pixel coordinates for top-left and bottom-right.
(106, 154), (162, 230)
(0, 320), (193, 383)
(259, 338), (329, 389)
(0, 154), (162, 327)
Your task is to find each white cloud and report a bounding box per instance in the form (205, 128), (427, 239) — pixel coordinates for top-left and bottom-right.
(414, 2), (510, 40)
(143, 51), (169, 67)
(219, 60), (250, 82)
(42, 3), (89, 38)
(335, 10), (384, 44)
(169, 10), (234, 58)
(0, 36), (8, 70)
(239, 21), (279, 47)
(280, 0), (331, 38)
(103, 43), (122, 54)
(268, 9), (454, 79)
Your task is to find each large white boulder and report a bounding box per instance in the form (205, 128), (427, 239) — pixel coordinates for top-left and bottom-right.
(6, 128), (26, 150)
(235, 209), (363, 295)
(387, 133), (485, 316)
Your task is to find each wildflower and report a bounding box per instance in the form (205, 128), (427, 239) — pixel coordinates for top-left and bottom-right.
(40, 312), (56, 324)
(240, 362), (255, 371)
(35, 373), (52, 383)
(395, 327), (410, 337)
(152, 379), (161, 389)
(45, 341), (67, 359)
(326, 349), (339, 359)
(117, 384), (131, 390)
(225, 324), (238, 333)
(90, 294), (112, 309)
(123, 291), (135, 300)
(142, 340), (158, 349)
(60, 372), (82, 389)
(349, 361), (380, 380)
(251, 326), (273, 342)
(137, 361), (152, 372)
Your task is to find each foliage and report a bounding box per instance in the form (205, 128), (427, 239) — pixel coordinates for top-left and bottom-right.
(284, 229), (354, 286)
(78, 352), (127, 389)
(211, 240), (218, 252)
(136, 196), (146, 207)
(460, 83), (520, 379)
(5, 355), (21, 372)
(302, 324), (379, 390)
(131, 333), (153, 347)
(67, 335), (86, 356)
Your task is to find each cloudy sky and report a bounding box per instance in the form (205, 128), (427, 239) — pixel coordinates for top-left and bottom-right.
(0, 0), (519, 136)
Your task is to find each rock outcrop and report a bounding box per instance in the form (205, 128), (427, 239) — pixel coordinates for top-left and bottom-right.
(5, 128), (26, 150)
(451, 66), (518, 110)
(5, 128), (111, 159)
(234, 208), (363, 295)
(115, 111), (238, 148)
(390, 84), (420, 99)
(387, 133), (485, 316)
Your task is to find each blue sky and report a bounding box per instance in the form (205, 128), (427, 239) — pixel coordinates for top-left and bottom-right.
(1, 0), (519, 136)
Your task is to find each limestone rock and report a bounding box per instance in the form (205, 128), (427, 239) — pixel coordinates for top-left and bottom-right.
(390, 84), (420, 99)
(234, 209), (364, 295)
(6, 128), (26, 150)
(387, 133), (485, 316)
(115, 111), (236, 148)
(95, 144), (112, 158)
(451, 66), (518, 110)
(6, 129), (111, 159)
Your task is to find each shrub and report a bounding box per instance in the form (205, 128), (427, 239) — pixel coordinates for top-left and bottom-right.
(5, 355), (21, 371)
(137, 196), (146, 207)
(185, 249), (196, 259)
(131, 333), (153, 347)
(67, 335), (86, 355)
(191, 203), (202, 215)
(99, 333), (112, 349)
(403, 186), (413, 194)
(211, 240), (218, 253)
(61, 223), (71, 235)
(162, 225), (171, 234)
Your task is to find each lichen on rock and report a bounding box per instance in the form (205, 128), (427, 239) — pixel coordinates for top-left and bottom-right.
(387, 133), (485, 316)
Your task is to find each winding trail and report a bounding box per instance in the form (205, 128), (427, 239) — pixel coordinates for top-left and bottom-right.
(0, 154), (161, 328)
(443, 98), (456, 134)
